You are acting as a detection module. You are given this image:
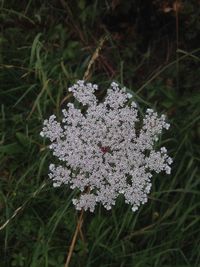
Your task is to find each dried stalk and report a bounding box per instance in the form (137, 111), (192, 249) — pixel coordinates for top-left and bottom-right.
(64, 209), (84, 267)
(63, 36), (107, 267)
(61, 35), (108, 106)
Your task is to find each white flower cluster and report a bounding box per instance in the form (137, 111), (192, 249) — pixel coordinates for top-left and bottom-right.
(40, 80), (172, 212)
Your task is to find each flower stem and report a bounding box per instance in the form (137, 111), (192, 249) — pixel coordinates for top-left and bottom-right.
(64, 209), (84, 267)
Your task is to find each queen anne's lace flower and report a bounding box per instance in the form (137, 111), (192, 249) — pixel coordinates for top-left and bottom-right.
(40, 80), (172, 212)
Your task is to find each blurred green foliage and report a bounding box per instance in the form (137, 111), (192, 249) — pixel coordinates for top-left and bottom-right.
(0, 1), (200, 266)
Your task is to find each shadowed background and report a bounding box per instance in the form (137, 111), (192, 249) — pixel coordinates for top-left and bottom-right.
(0, 1), (200, 266)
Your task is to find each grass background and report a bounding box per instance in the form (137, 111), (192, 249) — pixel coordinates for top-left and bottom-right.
(0, 1), (200, 266)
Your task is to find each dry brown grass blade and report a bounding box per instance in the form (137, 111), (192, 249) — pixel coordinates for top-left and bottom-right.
(0, 183), (46, 231)
(64, 209), (84, 267)
(62, 37), (107, 266)
(60, 35), (108, 106)
(83, 36), (108, 81)
(64, 185), (91, 267)
(0, 206), (23, 231)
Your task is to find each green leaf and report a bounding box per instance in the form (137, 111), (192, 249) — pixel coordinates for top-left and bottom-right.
(0, 143), (22, 155)
(16, 132), (31, 148)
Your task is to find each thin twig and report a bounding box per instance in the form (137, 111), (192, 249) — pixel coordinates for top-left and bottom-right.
(0, 182), (46, 231)
(136, 47), (200, 94)
(63, 36), (107, 267)
(60, 35), (108, 106)
(83, 36), (108, 81)
(64, 185), (91, 267)
(59, 0), (86, 44)
(0, 206), (23, 231)
(64, 209), (84, 267)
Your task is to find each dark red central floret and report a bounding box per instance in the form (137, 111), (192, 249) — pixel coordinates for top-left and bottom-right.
(100, 146), (110, 154)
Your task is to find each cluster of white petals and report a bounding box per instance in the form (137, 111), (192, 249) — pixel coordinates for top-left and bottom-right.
(40, 80), (172, 212)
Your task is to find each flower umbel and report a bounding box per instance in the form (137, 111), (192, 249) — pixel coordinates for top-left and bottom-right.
(40, 81), (172, 212)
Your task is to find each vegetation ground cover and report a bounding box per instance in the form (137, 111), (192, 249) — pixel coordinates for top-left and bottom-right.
(0, 1), (200, 266)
